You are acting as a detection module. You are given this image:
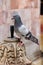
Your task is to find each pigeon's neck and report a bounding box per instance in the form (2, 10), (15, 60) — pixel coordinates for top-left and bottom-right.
(14, 16), (23, 28)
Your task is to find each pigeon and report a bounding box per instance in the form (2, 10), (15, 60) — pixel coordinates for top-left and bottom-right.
(12, 14), (39, 45)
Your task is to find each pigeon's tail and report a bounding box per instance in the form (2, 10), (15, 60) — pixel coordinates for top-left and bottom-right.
(25, 32), (39, 45)
(29, 35), (39, 45)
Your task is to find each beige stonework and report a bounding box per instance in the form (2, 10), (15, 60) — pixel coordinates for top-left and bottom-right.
(0, 38), (32, 65)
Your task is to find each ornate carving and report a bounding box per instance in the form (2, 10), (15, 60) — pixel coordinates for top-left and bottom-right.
(0, 42), (31, 65)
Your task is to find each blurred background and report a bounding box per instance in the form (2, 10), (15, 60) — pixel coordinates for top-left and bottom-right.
(0, 0), (40, 42)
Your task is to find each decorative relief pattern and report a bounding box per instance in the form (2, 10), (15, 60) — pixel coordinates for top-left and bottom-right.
(0, 42), (31, 65)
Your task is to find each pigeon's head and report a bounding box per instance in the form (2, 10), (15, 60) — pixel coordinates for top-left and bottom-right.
(11, 12), (23, 26)
(12, 15), (20, 21)
(11, 11), (20, 21)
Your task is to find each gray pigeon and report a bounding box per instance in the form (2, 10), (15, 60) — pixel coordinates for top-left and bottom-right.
(12, 14), (39, 45)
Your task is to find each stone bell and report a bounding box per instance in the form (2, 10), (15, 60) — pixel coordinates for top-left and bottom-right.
(0, 25), (31, 65)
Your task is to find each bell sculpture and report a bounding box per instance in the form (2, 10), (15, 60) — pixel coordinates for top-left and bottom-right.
(0, 25), (31, 65)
